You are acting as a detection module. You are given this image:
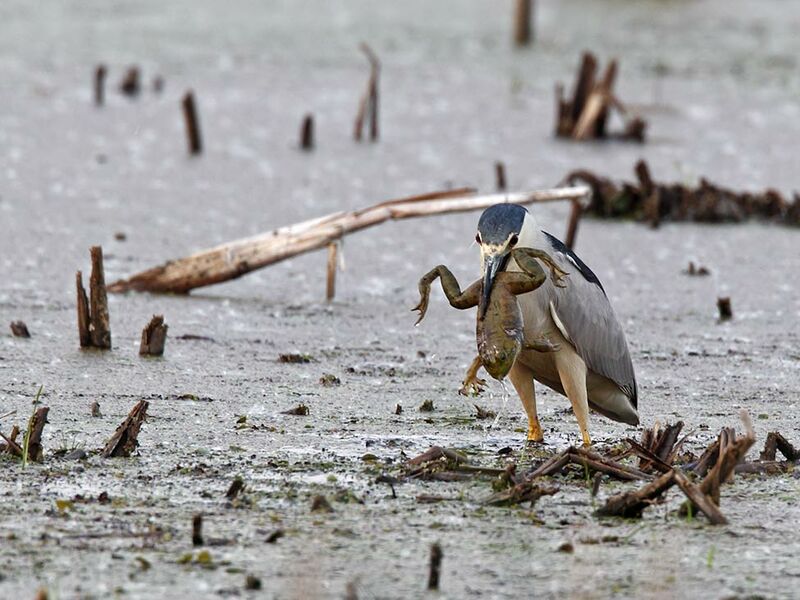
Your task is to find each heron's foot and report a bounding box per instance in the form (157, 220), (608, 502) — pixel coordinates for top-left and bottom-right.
(525, 337), (561, 353)
(527, 418), (544, 443)
(459, 356), (486, 396)
(581, 430), (592, 447)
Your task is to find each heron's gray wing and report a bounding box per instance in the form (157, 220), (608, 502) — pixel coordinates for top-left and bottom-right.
(543, 235), (638, 406)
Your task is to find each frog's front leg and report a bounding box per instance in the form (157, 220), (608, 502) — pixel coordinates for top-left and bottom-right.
(458, 355), (486, 396)
(412, 265), (481, 325)
(510, 248), (569, 289)
(524, 337), (561, 353)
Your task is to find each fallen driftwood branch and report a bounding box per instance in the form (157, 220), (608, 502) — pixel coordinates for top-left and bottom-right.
(77, 246), (111, 349)
(565, 159), (800, 227)
(486, 482), (559, 507)
(353, 43), (379, 142)
(107, 185), (589, 294)
(555, 52), (645, 142)
(139, 315), (168, 356)
(102, 400), (149, 458)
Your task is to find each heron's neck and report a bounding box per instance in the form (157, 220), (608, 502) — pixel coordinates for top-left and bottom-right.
(517, 216), (546, 249)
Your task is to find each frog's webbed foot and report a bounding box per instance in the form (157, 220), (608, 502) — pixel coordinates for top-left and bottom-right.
(411, 293), (430, 326)
(524, 337), (561, 353)
(459, 356), (486, 397)
(541, 257), (569, 288)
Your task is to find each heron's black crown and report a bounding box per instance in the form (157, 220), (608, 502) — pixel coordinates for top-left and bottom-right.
(477, 204), (527, 244)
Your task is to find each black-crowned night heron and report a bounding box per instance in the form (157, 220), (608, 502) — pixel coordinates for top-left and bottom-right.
(477, 203), (639, 446)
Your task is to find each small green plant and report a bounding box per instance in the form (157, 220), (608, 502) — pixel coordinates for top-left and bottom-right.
(706, 545), (716, 569)
(21, 384), (44, 469)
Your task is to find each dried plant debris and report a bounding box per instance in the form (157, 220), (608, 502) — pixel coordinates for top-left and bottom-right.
(139, 315), (168, 356)
(10, 321), (30, 337)
(319, 373), (341, 387)
(684, 262), (710, 276)
(282, 404), (309, 416)
(310, 495), (334, 513)
(102, 400), (148, 458)
(418, 400), (435, 412)
(555, 52), (646, 142)
(565, 160), (800, 227)
(279, 353), (314, 363)
(474, 404), (496, 420)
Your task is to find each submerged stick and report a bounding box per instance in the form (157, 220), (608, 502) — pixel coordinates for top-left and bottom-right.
(182, 91), (203, 155)
(102, 400), (149, 458)
(94, 65), (107, 106)
(139, 315), (168, 356)
(26, 407), (49, 463)
(427, 543), (442, 590)
(77, 247), (111, 349)
(353, 43), (380, 142)
(513, 0), (533, 46)
(300, 114), (314, 150)
(107, 185), (589, 294)
(10, 321), (31, 338)
(564, 199), (582, 249)
(717, 297), (733, 321)
(192, 514), (204, 546)
(326, 243), (337, 301)
(495, 161), (506, 191)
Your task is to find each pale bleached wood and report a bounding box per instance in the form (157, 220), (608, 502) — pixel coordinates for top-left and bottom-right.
(108, 186), (590, 294)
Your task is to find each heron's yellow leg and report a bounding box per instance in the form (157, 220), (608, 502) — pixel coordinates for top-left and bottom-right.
(554, 348), (592, 447)
(459, 356), (486, 396)
(508, 360), (543, 442)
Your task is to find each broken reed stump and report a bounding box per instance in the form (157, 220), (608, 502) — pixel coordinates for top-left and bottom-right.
(94, 65), (107, 106)
(139, 315), (168, 356)
(427, 543), (442, 590)
(182, 91), (203, 155)
(759, 432), (800, 462)
(495, 161), (506, 191)
(102, 400), (148, 458)
(564, 199), (582, 249)
(513, 0), (533, 46)
(0, 425), (22, 457)
(76, 246), (111, 349)
(192, 514), (204, 546)
(555, 52), (645, 142)
(10, 320), (31, 338)
(564, 159), (800, 227)
(300, 114), (314, 150)
(119, 66), (140, 97)
(326, 242), (338, 301)
(717, 297), (733, 321)
(353, 43), (380, 142)
(25, 407), (49, 463)
(106, 185), (589, 294)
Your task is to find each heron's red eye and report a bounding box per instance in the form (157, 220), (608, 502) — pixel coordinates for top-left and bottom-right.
(509, 234), (519, 246)
(475, 233), (481, 245)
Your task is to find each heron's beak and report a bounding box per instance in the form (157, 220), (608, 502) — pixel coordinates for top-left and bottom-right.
(479, 247), (508, 318)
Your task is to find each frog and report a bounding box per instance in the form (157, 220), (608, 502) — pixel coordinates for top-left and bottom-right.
(412, 247), (568, 395)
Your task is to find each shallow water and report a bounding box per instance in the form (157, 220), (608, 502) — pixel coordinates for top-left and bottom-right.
(1, 1), (800, 599)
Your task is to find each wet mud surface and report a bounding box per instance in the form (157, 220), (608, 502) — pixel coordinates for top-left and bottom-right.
(1, 1), (800, 598)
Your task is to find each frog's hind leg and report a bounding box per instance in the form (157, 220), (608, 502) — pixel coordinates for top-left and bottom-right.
(459, 355), (486, 396)
(507, 360), (543, 442)
(524, 337), (561, 353)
